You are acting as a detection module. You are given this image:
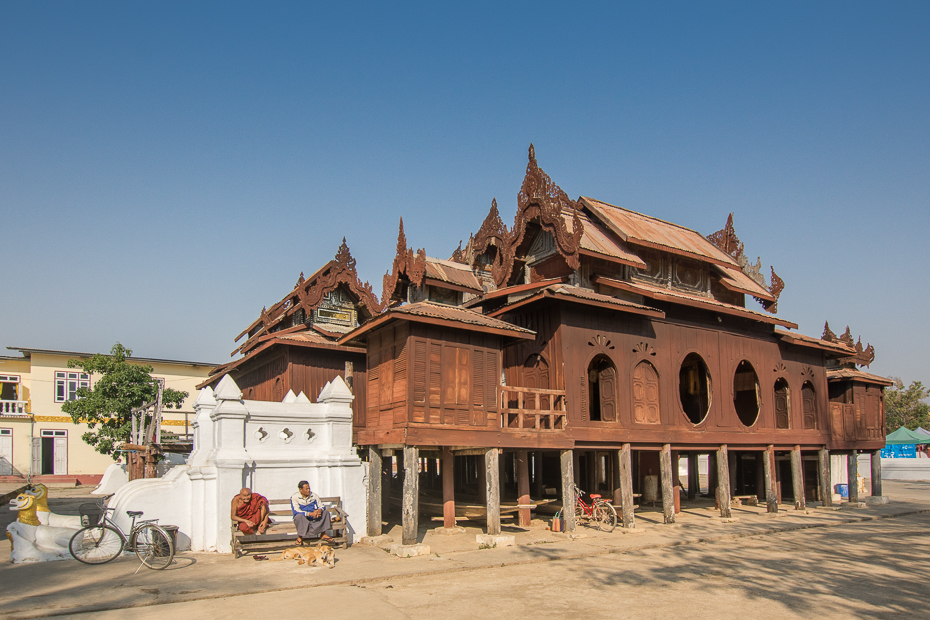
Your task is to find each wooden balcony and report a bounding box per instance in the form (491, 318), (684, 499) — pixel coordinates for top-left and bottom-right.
(0, 400), (29, 415)
(500, 386), (567, 431)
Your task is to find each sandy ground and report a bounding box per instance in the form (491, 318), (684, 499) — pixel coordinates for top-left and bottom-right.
(3, 481), (929, 619)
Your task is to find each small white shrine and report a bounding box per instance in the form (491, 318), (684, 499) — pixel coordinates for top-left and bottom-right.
(107, 375), (367, 553)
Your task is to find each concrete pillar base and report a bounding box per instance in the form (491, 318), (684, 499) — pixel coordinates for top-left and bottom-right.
(865, 495), (890, 505)
(390, 543), (430, 558)
(358, 535), (393, 546)
(435, 526), (466, 535)
(719, 517), (740, 523)
(842, 501), (867, 509)
(476, 534), (515, 547)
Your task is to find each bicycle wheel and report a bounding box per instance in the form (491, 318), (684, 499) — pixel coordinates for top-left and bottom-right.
(594, 501), (617, 532)
(69, 525), (125, 564)
(133, 523), (175, 570)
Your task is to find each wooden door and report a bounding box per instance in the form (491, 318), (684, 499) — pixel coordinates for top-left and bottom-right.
(802, 384), (817, 430)
(599, 364), (618, 422)
(774, 381), (789, 429)
(53, 437), (68, 475)
(632, 361), (660, 424)
(524, 355), (550, 410)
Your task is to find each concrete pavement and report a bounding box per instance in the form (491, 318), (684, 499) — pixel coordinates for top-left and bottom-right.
(2, 480), (929, 619)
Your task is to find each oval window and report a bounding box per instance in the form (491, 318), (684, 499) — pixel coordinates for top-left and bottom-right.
(679, 353), (712, 424)
(733, 361), (760, 426)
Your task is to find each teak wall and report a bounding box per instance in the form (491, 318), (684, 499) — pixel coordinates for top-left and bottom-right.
(223, 345), (367, 424)
(360, 322), (502, 446)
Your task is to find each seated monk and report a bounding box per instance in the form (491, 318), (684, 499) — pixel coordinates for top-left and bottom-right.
(231, 488), (269, 534)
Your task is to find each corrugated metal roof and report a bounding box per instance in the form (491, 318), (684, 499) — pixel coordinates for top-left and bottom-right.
(598, 278), (797, 328)
(548, 284), (661, 314)
(563, 209), (646, 268)
(581, 197), (738, 267)
(424, 257), (483, 290)
(826, 369), (894, 386)
(7, 346), (217, 368)
(714, 265), (774, 301)
(389, 302), (535, 333)
(773, 329), (854, 355)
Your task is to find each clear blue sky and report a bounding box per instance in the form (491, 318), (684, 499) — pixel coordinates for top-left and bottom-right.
(1, 2), (927, 384)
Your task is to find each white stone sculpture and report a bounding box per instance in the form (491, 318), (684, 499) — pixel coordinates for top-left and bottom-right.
(6, 492), (80, 563)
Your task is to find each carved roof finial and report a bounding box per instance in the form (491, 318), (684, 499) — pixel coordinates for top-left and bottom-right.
(396, 218), (407, 256)
(528, 143), (536, 163)
(823, 321), (837, 342)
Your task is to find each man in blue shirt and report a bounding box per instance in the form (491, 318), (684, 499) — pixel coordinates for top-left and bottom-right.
(290, 480), (333, 546)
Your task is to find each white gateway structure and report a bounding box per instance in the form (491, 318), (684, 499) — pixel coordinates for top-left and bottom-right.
(107, 375), (367, 553)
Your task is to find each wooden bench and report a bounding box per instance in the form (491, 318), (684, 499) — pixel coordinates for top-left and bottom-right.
(731, 494), (758, 507)
(232, 496), (349, 558)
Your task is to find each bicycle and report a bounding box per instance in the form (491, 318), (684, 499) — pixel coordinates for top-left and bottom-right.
(573, 484), (617, 532)
(69, 494), (175, 570)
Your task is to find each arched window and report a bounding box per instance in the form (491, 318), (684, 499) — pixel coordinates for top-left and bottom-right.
(733, 360), (760, 427)
(802, 382), (818, 430)
(632, 361), (660, 424)
(679, 353), (711, 425)
(774, 378), (790, 429)
(587, 355), (617, 422)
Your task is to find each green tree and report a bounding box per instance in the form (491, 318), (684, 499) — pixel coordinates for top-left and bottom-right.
(61, 344), (188, 458)
(884, 378), (930, 432)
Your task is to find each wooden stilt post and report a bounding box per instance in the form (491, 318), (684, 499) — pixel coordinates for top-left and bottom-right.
(660, 444), (675, 524)
(717, 445), (732, 518)
(708, 452), (718, 499)
(533, 451), (544, 498)
(570, 450), (579, 486)
(619, 444), (635, 529)
(486, 448), (501, 536)
(818, 448), (833, 507)
(560, 449), (576, 532)
(402, 445), (418, 545)
(791, 445), (805, 510)
(516, 450), (531, 526)
(764, 445), (777, 513)
(687, 451), (698, 499)
(367, 447), (382, 537)
(871, 449), (883, 497)
(672, 450), (681, 514)
(848, 451), (859, 503)
(442, 447), (455, 529)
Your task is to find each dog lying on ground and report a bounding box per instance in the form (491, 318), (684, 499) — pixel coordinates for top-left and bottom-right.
(271, 544), (336, 568)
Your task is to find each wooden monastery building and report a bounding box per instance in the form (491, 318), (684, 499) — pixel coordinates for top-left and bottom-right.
(204, 145), (891, 543)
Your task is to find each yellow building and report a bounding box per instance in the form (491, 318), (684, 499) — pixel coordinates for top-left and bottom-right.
(0, 347), (216, 483)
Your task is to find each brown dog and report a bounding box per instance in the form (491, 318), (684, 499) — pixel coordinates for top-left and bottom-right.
(272, 544), (335, 568)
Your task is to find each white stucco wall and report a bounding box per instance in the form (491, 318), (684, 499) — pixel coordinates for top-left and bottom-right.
(106, 375), (367, 552)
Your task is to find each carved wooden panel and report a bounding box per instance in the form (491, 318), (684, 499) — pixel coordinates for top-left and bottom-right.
(632, 249), (667, 285)
(632, 361), (660, 425)
(672, 259), (706, 294)
(774, 380), (790, 429)
(599, 364), (617, 422)
(802, 383), (818, 430)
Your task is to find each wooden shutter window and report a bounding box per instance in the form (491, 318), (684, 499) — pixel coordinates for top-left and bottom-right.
(429, 343), (442, 407)
(413, 340), (426, 404)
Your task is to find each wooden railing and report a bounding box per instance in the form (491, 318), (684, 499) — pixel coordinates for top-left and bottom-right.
(0, 400), (28, 415)
(500, 386), (567, 431)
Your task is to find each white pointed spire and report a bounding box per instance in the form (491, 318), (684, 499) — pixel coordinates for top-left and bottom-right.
(194, 385), (216, 407)
(295, 391), (311, 404)
(282, 389), (297, 403)
(214, 375), (242, 401)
